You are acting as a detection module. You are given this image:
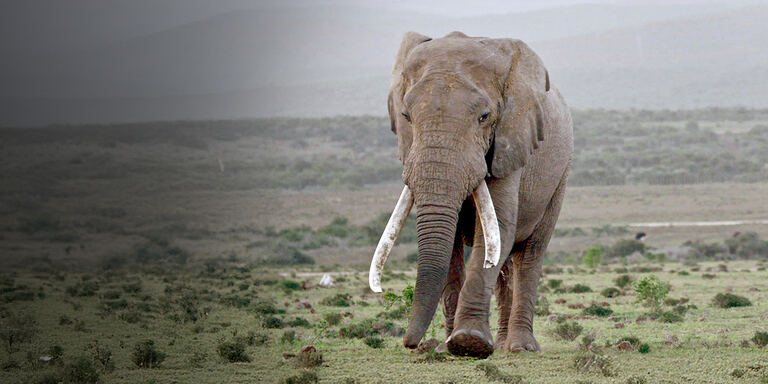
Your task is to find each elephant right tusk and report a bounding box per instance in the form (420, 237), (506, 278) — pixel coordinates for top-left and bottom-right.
(369, 185), (414, 293)
(472, 180), (501, 269)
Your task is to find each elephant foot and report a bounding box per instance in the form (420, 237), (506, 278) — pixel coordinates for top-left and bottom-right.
(446, 328), (494, 358)
(494, 332), (508, 350)
(503, 328), (540, 352)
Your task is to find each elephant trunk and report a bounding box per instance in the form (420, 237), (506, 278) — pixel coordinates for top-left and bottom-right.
(402, 194), (460, 348)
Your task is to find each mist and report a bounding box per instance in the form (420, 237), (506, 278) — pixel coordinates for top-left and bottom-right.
(1, 0), (766, 126)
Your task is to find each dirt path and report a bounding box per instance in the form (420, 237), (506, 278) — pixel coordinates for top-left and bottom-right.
(628, 219), (768, 227)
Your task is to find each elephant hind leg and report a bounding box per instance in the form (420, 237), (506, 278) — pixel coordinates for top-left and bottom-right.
(493, 257), (513, 349)
(504, 170), (568, 353)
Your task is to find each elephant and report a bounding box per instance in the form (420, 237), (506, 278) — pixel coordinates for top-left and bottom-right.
(369, 31), (573, 358)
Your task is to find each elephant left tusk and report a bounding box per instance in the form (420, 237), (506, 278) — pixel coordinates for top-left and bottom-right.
(369, 185), (414, 293)
(472, 180), (501, 269)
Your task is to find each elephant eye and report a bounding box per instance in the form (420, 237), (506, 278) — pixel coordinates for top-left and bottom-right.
(478, 112), (490, 123)
(401, 112), (412, 123)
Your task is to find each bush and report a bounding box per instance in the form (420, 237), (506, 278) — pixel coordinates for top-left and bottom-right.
(320, 293), (353, 307)
(0, 312), (37, 352)
(287, 317), (311, 327)
(553, 321), (583, 341)
(573, 350), (613, 377)
(131, 339), (166, 368)
(638, 343), (651, 354)
(633, 275), (669, 311)
(475, 362), (525, 383)
(295, 350), (323, 368)
(582, 247), (603, 268)
(281, 330), (296, 344)
(626, 376), (647, 384)
(608, 239), (645, 258)
(323, 312), (342, 326)
(570, 284), (592, 293)
(364, 336), (385, 349)
(614, 274), (632, 289)
(583, 304), (613, 317)
(282, 371), (318, 384)
(548, 279), (563, 289)
(263, 316), (284, 329)
(658, 311), (683, 323)
(217, 340), (251, 362)
(713, 293), (752, 308)
(752, 331), (768, 347)
(601, 287), (621, 298)
(63, 356), (100, 384)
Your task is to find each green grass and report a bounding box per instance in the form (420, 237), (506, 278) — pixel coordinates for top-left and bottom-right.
(1, 260), (767, 383)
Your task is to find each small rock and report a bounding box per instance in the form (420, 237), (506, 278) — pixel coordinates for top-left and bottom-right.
(568, 303), (585, 309)
(282, 353), (296, 359)
(554, 298), (567, 304)
(665, 335), (680, 345)
(299, 345), (316, 354)
(295, 302), (314, 311)
(39, 355), (53, 362)
(318, 274), (335, 288)
(614, 323), (625, 329)
(617, 341), (635, 351)
(415, 338), (440, 354)
(547, 314), (560, 322)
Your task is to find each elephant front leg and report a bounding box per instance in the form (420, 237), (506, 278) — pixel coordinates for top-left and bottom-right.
(442, 232), (465, 338)
(446, 177), (519, 358)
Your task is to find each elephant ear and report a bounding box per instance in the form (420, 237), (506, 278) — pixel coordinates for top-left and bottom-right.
(388, 32), (431, 161)
(489, 39), (550, 178)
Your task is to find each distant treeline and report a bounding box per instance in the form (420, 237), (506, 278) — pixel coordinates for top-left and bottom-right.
(3, 108), (767, 189)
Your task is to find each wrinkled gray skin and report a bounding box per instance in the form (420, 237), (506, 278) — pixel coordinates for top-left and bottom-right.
(387, 31), (573, 358)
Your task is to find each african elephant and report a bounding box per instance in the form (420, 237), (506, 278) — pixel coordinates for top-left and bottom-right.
(369, 31), (573, 358)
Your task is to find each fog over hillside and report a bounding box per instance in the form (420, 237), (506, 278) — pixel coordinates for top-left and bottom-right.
(0, 0), (765, 125)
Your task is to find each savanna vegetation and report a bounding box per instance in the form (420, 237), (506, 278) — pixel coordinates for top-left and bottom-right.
(0, 108), (767, 382)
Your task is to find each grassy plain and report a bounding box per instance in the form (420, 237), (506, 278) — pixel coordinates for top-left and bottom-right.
(0, 112), (767, 383)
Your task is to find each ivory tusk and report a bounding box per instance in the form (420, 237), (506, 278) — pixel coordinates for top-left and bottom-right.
(369, 185), (414, 293)
(472, 180), (501, 269)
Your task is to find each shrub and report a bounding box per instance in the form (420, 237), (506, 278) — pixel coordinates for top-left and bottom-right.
(753, 331), (768, 347)
(582, 246), (603, 268)
(553, 321), (583, 341)
(63, 356), (100, 384)
(320, 293), (353, 307)
(287, 317), (311, 327)
(548, 279), (563, 289)
(583, 305), (613, 317)
(0, 312), (37, 352)
(626, 376), (647, 384)
(475, 362), (525, 383)
(282, 371), (318, 384)
(638, 343), (651, 354)
(281, 330), (296, 344)
(608, 239), (645, 258)
(617, 336), (641, 347)
(323, 312), (342, 326)
(263, 316), (284, 329)
(570, 284), (592, 293)
(658, 311), (683, 323)
(280, 280), (301, 292)
(573, 350), (613, 377)
(295, 350), (323, 368)
(131, 339), (166, 368)
(535, 296), (550, 316)
(601, 287), (621, 298)
(713, 293), (751, 308)
(633, 275), (669, 311)
(614, 274), (632, 289)
(217, 340), (251, 362)
(364, 336), (385, 349)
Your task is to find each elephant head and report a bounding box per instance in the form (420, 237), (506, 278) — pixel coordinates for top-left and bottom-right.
(369, 31), (551, 348)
